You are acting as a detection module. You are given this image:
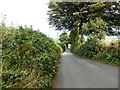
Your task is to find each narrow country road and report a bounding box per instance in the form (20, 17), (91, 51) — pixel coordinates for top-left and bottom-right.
(53, 50), (118, 88)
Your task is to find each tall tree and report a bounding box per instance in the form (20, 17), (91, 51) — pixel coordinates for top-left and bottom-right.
(48, 2), (120, 43)
(49, 2), (119, 28)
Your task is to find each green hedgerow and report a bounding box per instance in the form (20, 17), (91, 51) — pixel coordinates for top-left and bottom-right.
(1, 23), (62, 88)
(57, 42), (67, 52)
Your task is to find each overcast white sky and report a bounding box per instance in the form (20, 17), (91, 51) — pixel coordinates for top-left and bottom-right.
(0, 0), (63, 39)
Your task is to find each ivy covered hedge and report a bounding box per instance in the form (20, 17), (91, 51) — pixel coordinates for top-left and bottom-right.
(1, 23), (62, 88)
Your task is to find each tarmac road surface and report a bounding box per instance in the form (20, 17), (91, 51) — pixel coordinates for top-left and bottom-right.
(53, 50), (118, 88)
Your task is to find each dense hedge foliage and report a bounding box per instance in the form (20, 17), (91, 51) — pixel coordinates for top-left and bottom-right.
(94, 40), (120, 65)
(71, 38), (103, 58)
(1, 23), (62, 88)
(71, 39), (120, 66)
(57, 42), (66, 52)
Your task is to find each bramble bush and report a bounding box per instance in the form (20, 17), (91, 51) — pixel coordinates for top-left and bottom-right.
(1, 23), (62, 88)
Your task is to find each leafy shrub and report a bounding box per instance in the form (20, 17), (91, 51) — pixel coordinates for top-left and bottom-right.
(56, 44), (63, 53)
(57, 42), (66, 52)
(71, 38), (103, 58)
(1, 23), (62, 88)
(94, 44), (120, 66)
(71, 37), (119, 66)
(77, 43), (96, 58)
(70, 42), (80, 54)
(105, 41), (120, 65)
(106, 48), (119, 65)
